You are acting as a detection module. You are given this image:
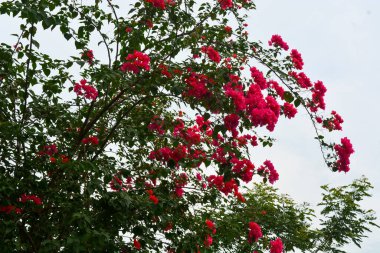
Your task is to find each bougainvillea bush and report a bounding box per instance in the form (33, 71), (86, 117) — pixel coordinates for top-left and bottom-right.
(0, 0), (377, 252)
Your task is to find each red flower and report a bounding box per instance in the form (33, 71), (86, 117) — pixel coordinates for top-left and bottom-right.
(283, 102), (297, 118)
(60, 154), (70, 163)
(149, 194), (159, 204)
(224, 26), (232, 33)
(270, 238), (284, 253)
(334, 137), (354, 172)
(290, 49), (304, 70)
(268, 34), (289, 50)
(120, 51), (150, 74)
(218, 0), (233, 10)
(0, 205), (22, 214)
(81, 49), (94, 64)
(74, 79), (98, 100)
(201, 46), (221, 63)
(146, 19), (153, 28)
(204, 234), (213, 248)
(248, 221), (263, 243)
(134, 239), (141, 250)
(19, 194), (42, 205)
(205, 219), (215, 230)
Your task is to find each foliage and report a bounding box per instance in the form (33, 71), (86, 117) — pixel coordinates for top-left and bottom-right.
(0, 0), (375, 252)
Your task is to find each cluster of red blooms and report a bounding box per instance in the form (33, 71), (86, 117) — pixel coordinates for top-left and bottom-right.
(82, 135), (99, 145)
(231, 157), (254, 183)
(258, 160), (279, 184)
(120, 50), (150, 74)
(334, 137), (354, 172)
(145, 0), (175, 9)
(148, 116), (165, 135)
(290, 49), (304, 70)
(19, 194), (42, 205)
(158, 64), (172, 78)
(224, 75), (246, 111)
(134, 238), (141, 250)
(37, 144), (58, 156)
(283, 102), (297, 119)
(270, 238), (284, 253)
(149, 145), (188, 164)
(0, 205), (22, 214)
(205, 219), (216, 234)
(250, 67), (268, 89)
(224, 114), (240, 137)
(323, 110), (344, 131)
(218, 0), (233, 10)
(74, 79), (98, 100)
(289, 71), (313, 89)
(37, 144), (69, 164)
(147, 189), (159, 204)
(0, 194), (42, 215)
(81, 49), (94, 64)
(184, 72), (212, 99)
(204, 234), (213, 248)
(224, 26), (232, 33)
(268, 80), (285, 99)
(201, 46), (221, 63)
(310, 81), (327, 112)
(268, 35), (289, 51)
(248, 221), (263, 243)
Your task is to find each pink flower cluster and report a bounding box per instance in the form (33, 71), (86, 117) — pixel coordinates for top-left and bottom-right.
(19, 194), (42, 205)
(74, 79), (98, 100)
(250, 67), (268, 89)
(38, 144), (58, 156)
(310, 81), (327, 112)
(231, 157), (255, 183)
(270, 238), (284, 253)
(207, 175), (237, 195)
(82, 49), (94, 65)
(184, 72), (211, 99)
(0, 194), (42, 215)
(258, 160), (279, 184)
(145, 0), (165, 9)
(246, 84), (280, 131)
(82, 136), (99, 145)
(201, 46), (221, 63)
(218, 0), (233, 10)
(224, 114), (240, 137)
(289, 71), (312, 89)
(268, 35), (289, 51)
(224, 77), (246, 111)
(148, 116), (165, 135)
(290, 49), (304, 70)
(205, 219), (217, 234)
(323, 110), (344, 131)
(204, 234), (213, 248)
(269, 80), (285, 99)
(283, 102), (297, 119)
(0, 205), (22, 214)
(248, 221), (263, 243)
(334, 137), (354, 172)
(120, 50), (150, 74)
(149, 145), (188, 164)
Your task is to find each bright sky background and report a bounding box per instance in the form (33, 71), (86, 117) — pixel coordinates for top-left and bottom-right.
(1, 0), (379, 252)
(250, 1), (380, 252)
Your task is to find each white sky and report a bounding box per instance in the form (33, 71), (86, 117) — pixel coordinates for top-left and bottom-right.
(1, 0), (379, 252)
(250, 1), (380, 252)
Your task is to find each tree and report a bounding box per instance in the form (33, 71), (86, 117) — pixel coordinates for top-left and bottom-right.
(0, 0), (374, 252)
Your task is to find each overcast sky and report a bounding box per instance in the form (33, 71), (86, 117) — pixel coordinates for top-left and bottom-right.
(1, 0), (379, 252)
(250, 1), (380, 252)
